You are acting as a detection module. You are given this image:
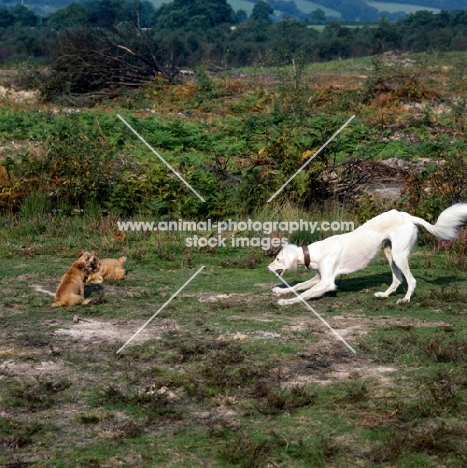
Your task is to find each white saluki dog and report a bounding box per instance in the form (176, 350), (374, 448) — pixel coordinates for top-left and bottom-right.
(268, 204), (467, 306)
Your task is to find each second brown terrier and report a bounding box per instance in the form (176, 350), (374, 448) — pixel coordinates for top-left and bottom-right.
(52, 261), (91, 307)
(88, 257), (127, 284)
(87, 257), (127, 283)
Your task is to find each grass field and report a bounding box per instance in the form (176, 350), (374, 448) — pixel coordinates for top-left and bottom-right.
(1, 50), (467, 466)
(291, 0), (341, 17)
(368, 1), (440, 14)
(1, 212), (467, 466)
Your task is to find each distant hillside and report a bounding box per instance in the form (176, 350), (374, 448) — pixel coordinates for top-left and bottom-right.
(368, 1), (439, 14)
(306, 0), (465, 21)
(150, 0), (464, 21)
(370, 0), (465, 8)
(143, 0), (442, 21)
(0, 0), (464, 21)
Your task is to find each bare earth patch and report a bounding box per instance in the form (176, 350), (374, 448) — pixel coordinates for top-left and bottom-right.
(32, 284), (55, 297)
(192, 292), (244, 302)
(54, 318), (180, 348)
(281, 313), (450, 386)
(0, 359), (65, 378)
(0, 319), (178, 380)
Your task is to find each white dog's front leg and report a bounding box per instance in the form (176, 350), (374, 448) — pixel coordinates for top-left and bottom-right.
(272, 274), (320, 295)
(272, 286), (291, 295)
(278, 280), (336, 305)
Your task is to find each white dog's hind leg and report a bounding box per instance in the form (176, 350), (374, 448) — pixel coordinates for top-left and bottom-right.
(387, 228), (418, 303)
(374, 241), (403, 298)
(272, 273), (321, 295)
(391, 252), (416, 303)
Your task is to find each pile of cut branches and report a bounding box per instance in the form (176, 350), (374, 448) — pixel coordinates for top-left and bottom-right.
(42, 25), (179, 105)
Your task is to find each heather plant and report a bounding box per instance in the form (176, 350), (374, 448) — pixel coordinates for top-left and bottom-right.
(404, 150), (467, 225)
(6, 115), (117, 210)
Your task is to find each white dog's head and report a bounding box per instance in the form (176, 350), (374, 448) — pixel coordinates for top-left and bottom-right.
(267, 244), (299, 276)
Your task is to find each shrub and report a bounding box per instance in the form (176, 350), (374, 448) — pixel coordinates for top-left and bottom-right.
(5, 115), (117, 211)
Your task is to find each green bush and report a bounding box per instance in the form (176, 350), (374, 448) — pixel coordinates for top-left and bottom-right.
(7, 115), (117, 210)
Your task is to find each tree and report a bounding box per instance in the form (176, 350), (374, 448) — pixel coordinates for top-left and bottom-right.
(251, 1), (274, 22)
(85, 0), (128, 28)
(47, 3), (88, 29)
(233, 9), (248, 24)
(123, 0), (156, 28)
(46, 0), (155, 29)
(371, 16), (400, 53)
(0, 8), (14, 28)
(11, 5), (38, 27)
(404, 10), (435, 27)
(311, 8), (326, 24)
(154, 0), (234, 31)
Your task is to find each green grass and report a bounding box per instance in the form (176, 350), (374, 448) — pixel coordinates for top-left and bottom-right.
(368, 1), (440, 14)
(1, 218), (467, 466)
(1, 51), (467, 466)
(293, 0), (341, 16)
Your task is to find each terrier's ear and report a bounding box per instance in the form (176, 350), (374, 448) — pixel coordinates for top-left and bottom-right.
(76, 251), (83, 258)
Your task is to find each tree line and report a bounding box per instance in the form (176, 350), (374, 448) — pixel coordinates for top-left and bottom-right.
(0, 0), (466, 99)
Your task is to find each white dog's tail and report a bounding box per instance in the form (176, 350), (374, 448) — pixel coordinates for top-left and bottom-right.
(411, 203), (467, 240)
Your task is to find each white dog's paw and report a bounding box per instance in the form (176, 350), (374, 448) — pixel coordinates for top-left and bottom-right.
(272, 287), (287, 295)
(396, 297), (410, 304)
(278, 298), (291, 306)
(374, 292), (387, 298)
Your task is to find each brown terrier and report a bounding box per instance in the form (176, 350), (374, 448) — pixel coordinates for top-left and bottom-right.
(75, 251), (100, 275)
(86, 257), (127, 284)
(76, 251), (126, 284)
(52, 261), (91, 308)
